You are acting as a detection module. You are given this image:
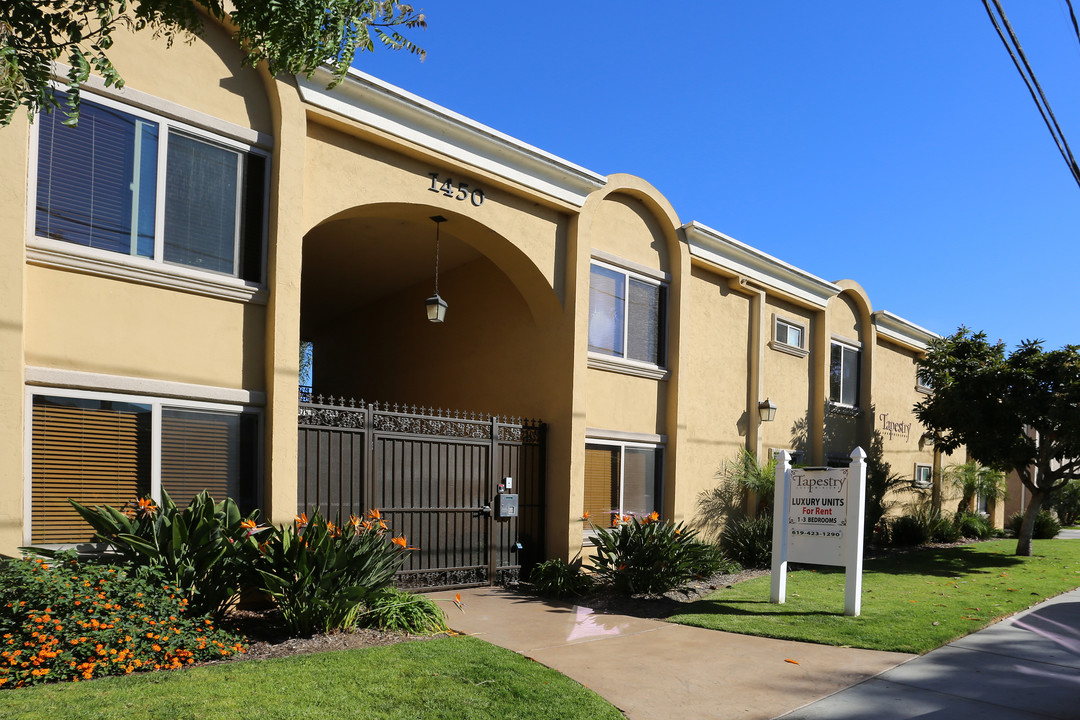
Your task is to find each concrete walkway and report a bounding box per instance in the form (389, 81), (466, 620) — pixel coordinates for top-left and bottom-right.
(780, 587), (1080, 719)
(426, 585), (1080, 720)
(426, 587), (913, 719)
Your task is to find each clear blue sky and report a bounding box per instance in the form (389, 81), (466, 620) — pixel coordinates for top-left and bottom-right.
(351, 2), (1080, 351)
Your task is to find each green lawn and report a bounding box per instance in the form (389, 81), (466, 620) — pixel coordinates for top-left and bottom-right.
(0, 636), (623, 720)
(669, 539), (1080, 654)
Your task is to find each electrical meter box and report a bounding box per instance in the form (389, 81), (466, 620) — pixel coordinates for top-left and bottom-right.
(494, 493), (518, 519)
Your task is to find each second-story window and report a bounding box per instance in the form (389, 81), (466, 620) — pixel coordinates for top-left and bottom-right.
(588, 261), (666, 367)
(829, 341), (861, 407)
(34, 92), (267, 282)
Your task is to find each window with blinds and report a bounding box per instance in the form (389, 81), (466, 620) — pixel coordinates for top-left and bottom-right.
(587, 261), (666, 366)
(31, 396), (151, 544)
(584, 444), (619, 526)
(161, 409), (258, 514)
(34, 92), (266, 283)
(584, 442), (662, 529)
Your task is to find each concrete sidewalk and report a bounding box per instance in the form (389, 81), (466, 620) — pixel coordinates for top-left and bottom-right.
(426, 587), (913, 719)
(426, 585), (1080, 720)
(778, 587), (1080, 720)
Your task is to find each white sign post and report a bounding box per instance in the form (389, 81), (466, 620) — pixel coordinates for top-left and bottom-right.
(770, 447), (867, 616)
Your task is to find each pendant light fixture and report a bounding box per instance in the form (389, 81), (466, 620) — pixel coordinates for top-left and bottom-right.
(425, 215), (448, 322)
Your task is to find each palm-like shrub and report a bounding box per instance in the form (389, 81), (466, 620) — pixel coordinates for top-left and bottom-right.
(718, 514), (773, 568)
(1049, 481), (1080, 526)
(528, 557), (594, 598)
(255, 510), (409, 635)
(1007, 511), (1061, 539)
(587, 515), (720, 595)
(945, 461), (1007, 514)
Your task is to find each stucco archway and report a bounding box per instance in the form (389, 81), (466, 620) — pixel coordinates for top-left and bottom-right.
(300, 202), (565, 420)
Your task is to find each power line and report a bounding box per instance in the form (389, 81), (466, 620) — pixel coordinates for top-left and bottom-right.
(981, 0), (1080, 190)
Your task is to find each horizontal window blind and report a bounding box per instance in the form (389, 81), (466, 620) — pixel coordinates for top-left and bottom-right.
(35, 97), (157, 256)
(32, 397), (150, 544)
(164, 133), (239, 275)
(161, 409), (258, 512)
(584, 444), (619, 525)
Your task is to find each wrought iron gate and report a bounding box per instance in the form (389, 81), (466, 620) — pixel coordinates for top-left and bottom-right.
(297, 392), (545, 590)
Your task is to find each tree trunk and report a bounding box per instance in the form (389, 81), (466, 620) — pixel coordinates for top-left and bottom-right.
(1015, 489), (1047, 556)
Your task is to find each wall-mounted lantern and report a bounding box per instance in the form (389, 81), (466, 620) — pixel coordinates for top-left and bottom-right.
(758, 398), (777, 423)
(425, 215), (448, 322)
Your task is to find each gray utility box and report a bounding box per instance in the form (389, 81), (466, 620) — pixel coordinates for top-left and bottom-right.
(494, 493), (518, 519)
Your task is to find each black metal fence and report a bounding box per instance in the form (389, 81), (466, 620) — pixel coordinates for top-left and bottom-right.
(297, 390), (545, 589)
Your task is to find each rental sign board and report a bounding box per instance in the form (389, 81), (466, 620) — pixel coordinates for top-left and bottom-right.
(770, 448), (867, 616)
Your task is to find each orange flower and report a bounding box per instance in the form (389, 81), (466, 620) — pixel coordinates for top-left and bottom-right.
(452, 592), (465, 612)
(136, 497), (157, 517)
(295, 512), (308, 527)
(647, 511), (659, 522)
(581, 510), (590, 521)
(240, 519), (256, 530)
(365, 508), (382, 520)
(390, 535), (416, 550)
(611, 515), (619, 527)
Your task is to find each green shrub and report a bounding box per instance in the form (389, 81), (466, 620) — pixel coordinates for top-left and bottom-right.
(587, 516), (718, 595)
(1049, 481), (1080, 526)
(890, 515), (928, 546)
(1007, 511), (1061, 539)
(891, 505), (955, 547)
(954, 511), (994, 540)
(718, 514), (773, 569)
(362, 588), (448, 634)
(61, 490), (263, 618)
(254, 510), (408, 635)
(0, 552), (245, 689)
(528, 557), (593, 598)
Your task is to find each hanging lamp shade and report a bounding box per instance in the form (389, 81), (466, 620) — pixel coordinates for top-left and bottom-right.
(426, 215), (448, 323)
(425, 293), (448, 322)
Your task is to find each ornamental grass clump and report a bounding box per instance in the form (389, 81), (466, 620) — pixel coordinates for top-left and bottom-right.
(528, 557), (594, 598)
(0, 552), (245, 689)
(363, 588), (448, 634)
(587, 513), (724, 595)
(254, 509), (411, 635)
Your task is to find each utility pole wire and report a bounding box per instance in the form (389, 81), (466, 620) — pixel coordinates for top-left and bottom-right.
(981, 0), (1080, 190)
(1065, 0), (1080, 48)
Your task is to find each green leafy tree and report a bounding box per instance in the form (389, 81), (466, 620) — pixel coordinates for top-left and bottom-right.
(915, 328), (1080, 555)
(1, 1), (425, 127)
(943, 460), (1006, 515)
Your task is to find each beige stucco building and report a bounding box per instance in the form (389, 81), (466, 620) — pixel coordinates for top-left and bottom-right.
(0, 20), (989, 569)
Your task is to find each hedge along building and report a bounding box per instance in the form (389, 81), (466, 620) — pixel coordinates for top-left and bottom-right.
(0, 19), (983, 573)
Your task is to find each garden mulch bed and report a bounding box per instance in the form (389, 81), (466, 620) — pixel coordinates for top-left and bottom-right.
(219, 608), (444, 662)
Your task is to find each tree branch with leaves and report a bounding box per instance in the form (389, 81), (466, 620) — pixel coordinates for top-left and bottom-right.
(0, 0), (425, 127)
(915, 328), (1080, 555)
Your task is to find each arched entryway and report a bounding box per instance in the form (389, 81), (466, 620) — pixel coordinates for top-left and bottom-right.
(296, 203), (561, 588)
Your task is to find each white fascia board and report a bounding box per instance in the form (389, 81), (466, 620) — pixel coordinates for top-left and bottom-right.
(873, 310), (940, 352)
(296, 67), (607, 207)
(682, 221), (839, 308)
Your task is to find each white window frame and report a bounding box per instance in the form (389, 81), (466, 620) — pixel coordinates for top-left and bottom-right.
(770, 315), (809, 358)
(27, 87), (270, 304)
(583, 437), (664, 537)
(913, 463), (933, 489)
(770, 448), (806, 466)
(916, 371), (933, 395)
(23, 385), (263, 546)
(587, 257), (669, 379)
(829, 339), (861, 409)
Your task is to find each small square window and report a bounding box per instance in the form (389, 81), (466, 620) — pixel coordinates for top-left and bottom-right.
(776, 319), (803, 349)
(914, 464), (933, 489)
